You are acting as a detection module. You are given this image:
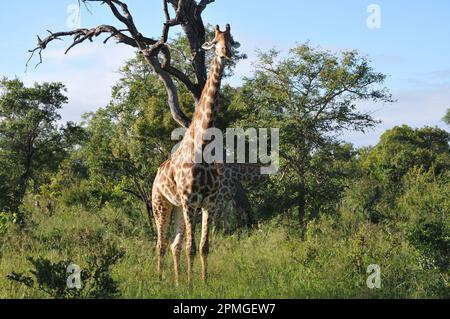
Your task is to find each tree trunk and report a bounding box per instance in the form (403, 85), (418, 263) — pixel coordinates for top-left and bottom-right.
(298, 183), (307, 241)
(16, 153), (34, 209)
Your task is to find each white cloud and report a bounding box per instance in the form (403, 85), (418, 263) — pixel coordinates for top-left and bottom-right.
(400, 69), (450, 90)
(21, 44), (135, 123)
(345, 84), (450, 147)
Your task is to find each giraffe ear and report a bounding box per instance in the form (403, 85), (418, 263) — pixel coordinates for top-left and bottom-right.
(201, 41), (216, 51)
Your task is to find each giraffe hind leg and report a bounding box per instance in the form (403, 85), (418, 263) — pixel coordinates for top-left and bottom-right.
(213, 200), (227, 238)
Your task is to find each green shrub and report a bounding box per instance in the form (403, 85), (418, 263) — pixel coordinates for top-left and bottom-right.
(7, 243), (124, 299)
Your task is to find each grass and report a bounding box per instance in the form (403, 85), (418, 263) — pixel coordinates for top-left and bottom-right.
(0, 199), (447, 299)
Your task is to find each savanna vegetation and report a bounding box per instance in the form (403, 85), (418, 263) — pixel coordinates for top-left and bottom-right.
(0, 0), (449, 298)
(1, 37), (448, 299)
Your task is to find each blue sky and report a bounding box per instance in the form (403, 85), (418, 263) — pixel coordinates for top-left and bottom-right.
(1, 0), (449, 146)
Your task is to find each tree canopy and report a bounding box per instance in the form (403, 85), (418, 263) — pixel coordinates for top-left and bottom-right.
(231, 44), (393, 234)
(0, 79), (84, 212)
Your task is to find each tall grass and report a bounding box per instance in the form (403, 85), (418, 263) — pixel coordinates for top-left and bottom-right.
(0, 194), (446, 299)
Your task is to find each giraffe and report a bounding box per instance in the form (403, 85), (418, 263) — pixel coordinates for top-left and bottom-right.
(152, 24), (239, 286)
(213, 163), (267, 235)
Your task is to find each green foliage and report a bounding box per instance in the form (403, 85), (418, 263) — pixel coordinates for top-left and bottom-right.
(0, 211), (17, 238)
(0, 39), (447, 299)
(363, 125), (450, 187)
(77, 72), (179, 229)
(408, 222), (448, 271)
(1, 202), (446, 299)
(340, 166), (449, 296)
(8, 244), (124, 299)
(398, 169), (449, 273)
(444, 108), (450, 125)
(232, 44), (392, 231)
(0, 78), (85, 213)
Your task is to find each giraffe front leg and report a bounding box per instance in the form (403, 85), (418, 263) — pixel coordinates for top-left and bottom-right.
(171, 207), (185, 287)
(156, 214), (171, 281)
(200, 208), (210, 284)
(153, 192), (172, 282)
(183, 204), (197, 287)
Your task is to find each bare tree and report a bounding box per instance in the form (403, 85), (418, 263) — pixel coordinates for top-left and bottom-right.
(29, 0), (254, 231)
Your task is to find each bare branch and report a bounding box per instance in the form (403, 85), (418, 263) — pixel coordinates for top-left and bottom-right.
(160, 45), (201, 98)
(28, 1), (192, 125)
(197, 0), (215, 13)
(162, 0), (182, 42)
(26, 26), (140, 70)
(143, 52), (191, 128)
(82, 0), (155, 46)
(29, 0), (212, 121)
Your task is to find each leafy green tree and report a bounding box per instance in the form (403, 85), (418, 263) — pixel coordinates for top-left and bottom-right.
(345, 126), (449, 225)
(363, 125), (450, 187)
(0, 157), (19, 212)
(444, 108), (450, 125)
(0, 78), (84, 212)
(233, 44), (393, 236)
(397, 168), (449, 293)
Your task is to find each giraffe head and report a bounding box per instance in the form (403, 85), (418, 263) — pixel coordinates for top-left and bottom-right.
(202, 24), (235, 60)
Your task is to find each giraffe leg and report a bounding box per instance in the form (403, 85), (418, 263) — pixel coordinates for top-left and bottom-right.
(183, 204), (197, 287)
(153, 193), (172, 281)
(213, 200), (226, 238)
(213, 209), (222, 238)
(200, 208), (210, 284)
(170, 206), (185, 287)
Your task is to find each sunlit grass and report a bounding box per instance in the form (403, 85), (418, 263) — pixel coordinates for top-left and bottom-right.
(0, 201), (446, 299)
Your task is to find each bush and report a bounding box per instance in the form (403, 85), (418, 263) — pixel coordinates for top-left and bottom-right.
(0, 211), (19, 237)
(7, 243), (124, 299)
(398, 169), (449, 278)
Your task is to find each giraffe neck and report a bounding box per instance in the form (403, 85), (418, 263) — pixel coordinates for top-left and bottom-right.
(175, 55), (225, 162)
(192, 55), (225, 141)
